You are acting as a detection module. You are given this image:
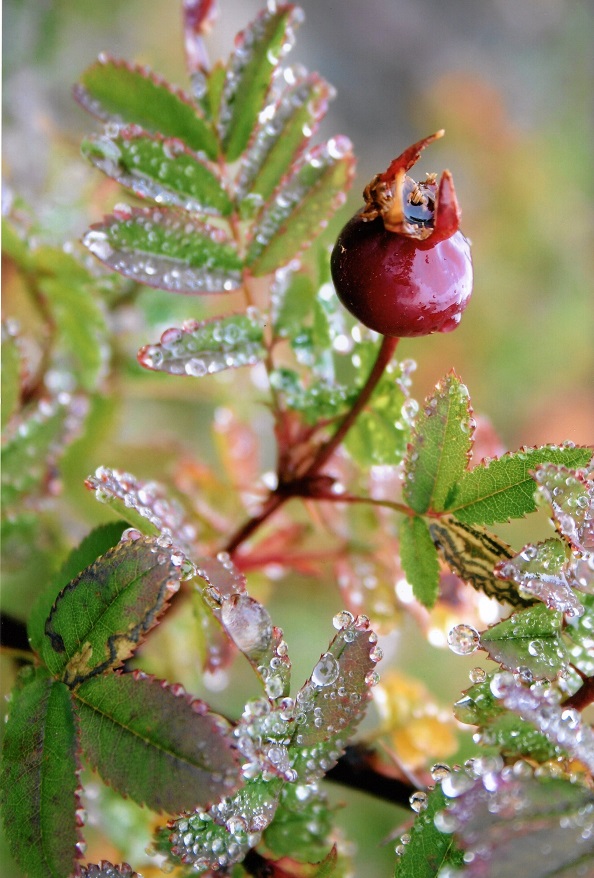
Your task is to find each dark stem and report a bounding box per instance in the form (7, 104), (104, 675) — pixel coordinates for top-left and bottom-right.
(562, 675), (594, 712)
(325, 744), (415, 807)
(223, 335), (399, 556)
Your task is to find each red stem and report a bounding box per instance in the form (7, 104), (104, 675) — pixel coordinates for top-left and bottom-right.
(562, 675), (594, 712)
(223, 335), (400, 556)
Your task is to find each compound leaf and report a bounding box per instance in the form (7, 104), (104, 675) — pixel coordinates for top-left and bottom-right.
(446, 445), (592, 525)
(83, 206), (242, 294)
(247, 138), (354, 276)
(399, 515), (440, 609)
(40, 536), (183, 685)
(75, 57), (217, 158)
(0, 669), (81, 878)
(82, 128), (232, 215)
(403, 372), (473, 514)
(74, 671), (242, 813)
(219, 5), (301, 161)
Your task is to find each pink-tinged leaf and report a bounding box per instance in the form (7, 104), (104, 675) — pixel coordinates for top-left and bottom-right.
(41, 536), (184, 685)
(83, 206), (242, 294)
(82, 128), (232, 215)
(444, 769), (594, 877)
(218, 5), (303, 161)
(289, 612), (380, 783)
(403, 371), (474, 515)
(85, 465), (197, 552)
(246, 137), (355, 276)
(533, 463), (594, 556)
(138, 311), (266, 378)
(184, 0), (218, 74)
(495, 537), (585, 618)
(236, 72), (334, 203)
(198, 558), (291, 699)
(489, 673), (594, 772)
(74, 671), (243, 813)
(0, 670), (82, 878)
(75, 57), (218, 158)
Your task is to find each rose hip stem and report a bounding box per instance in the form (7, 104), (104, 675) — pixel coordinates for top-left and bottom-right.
(223, 335), (399, 556)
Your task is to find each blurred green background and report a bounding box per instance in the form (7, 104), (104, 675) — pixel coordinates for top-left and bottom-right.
(2, 1), (593, 876)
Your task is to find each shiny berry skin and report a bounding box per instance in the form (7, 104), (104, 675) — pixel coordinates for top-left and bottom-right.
(331, 131), (473, 338)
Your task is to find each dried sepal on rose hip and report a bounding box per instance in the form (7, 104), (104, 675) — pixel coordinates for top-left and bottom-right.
(331, 131), (473, 338)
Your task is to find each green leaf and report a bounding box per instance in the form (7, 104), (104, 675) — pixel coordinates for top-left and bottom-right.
(28, 521), (128, 656)
(75, 57), (218, 158)
(403, 372), (473, 514)
(41, 536), (183, 685)
(219, 5), (301, 161)
(1, 395), (88, 513)
(1, 323), (21, 430)
(446, 445), (593, 525)
(0, 669), (81, 878)
(290, 613), (378, 784)
(272, 269), (316, 338)
(74, 671), (242, 813)
(84, 466), (196, 550)
(270, 368), (352, 424)
(264, 784), (335, 864)
(534, 462), (594, 554)
(312, 846), (340, 878)
(394, 787), (464, 878)
(480, 605), (567, 680)
(83, 206), (242, 294)
(247, 138), (355, 276)
(82, 128), (232, 215)
(237, 72), (333, 202)
(138, 311), (266, 377)
(428, 517), (530, 607)
(399, 516), (440, 609)
(1, 217), (33, 269)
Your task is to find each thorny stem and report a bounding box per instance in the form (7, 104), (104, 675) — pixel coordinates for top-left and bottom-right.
(223, 335), (400, 555)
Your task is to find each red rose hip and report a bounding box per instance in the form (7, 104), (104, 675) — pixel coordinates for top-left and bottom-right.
(331, 131), (473, 338)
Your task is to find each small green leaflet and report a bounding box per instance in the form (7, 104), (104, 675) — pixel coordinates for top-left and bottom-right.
(74, 57), (218, 158)
(480, 605), (567, 680)
(83, 206), (242, 294)
(0, 670), (81, 878)
(394, 787), (464, 878)
(399, 516), (440, 609)
(74, 671), (243, 813)
(218, 5), (302, 161)
(264, 784), (335, 864)
(247, 138), (355, 276)
(446, 445), (592, 525)
(40, 536), (183, 685)
(428, 517), (531, 607)
(82, 128), (233, 215)
(1, 322), (21, 430)
(138, 312), (266, 378)
(28, 520), (128, 656)
(403, 371), (473, 515)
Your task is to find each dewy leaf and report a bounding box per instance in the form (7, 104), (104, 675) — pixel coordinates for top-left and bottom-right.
(0, 669), (82, 878)
(446, 444), (593, 525)
(247, 138), (354, 276)
(429, 517), (531, 607)
(394, 787), (464, 878)
(264, 783), (335, 864)
(82, 128), (232, 215)
(79, 864), (139, 878)
(271, 267), (316, 338)
(444, 771), (594, 878)
(83, 206), (242, 294)
(1, 394), (88, 513)
(495, 538), (585, 618)
(290, 612), (380, 783)
(75, 57), (218, 158)
(74, 671), (243, 813)
(533, 463), (594, 555)
(399, 516), (440, 609)
(84, 466), (197, 552)
(138, 311), (266, 377)
(28, 520), (129, 656)
(218, 5), (302, 161)
(236, 72), (334, 203)
(479, 605), (567, 680)
(403, 371), (473, 514)
(40, 536), (184, 685)
(1, 321), (21, 430)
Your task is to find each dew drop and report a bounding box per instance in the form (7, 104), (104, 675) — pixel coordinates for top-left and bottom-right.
(447, 624), (480, 655)
(311, 652), (339, 688)
(409, 791), (428, 813)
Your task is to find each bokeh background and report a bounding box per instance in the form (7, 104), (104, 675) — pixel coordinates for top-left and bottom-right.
(2, 1), (593, 876)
